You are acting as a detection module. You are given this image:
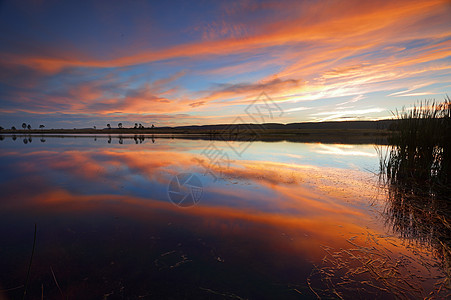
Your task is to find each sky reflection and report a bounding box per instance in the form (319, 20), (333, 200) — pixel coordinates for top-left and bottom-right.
(0, 137), (446, 299)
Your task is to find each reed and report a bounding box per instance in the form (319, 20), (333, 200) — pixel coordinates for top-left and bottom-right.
(380, 96), (451, 281)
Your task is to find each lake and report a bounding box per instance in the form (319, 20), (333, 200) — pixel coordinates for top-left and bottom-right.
(0, 135), (448, 299)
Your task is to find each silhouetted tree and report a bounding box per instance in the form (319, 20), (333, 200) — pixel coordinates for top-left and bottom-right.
(107, 124), (111, 129)
(39, 125), (45, 129)
(22, 123), (26, 129)
(11, 126), (16, 130)
(139, 124), (144, 129)
(0, 126), (3, 130)
(93, 126), (96, 129)
(27, 124), (31, 130)
(151, 124), (155, 128)
(134, 123), (138, 129)
(118, 123), (123, 129)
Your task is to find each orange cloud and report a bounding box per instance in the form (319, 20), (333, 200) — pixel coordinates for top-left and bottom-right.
(2, 0), (447, 73)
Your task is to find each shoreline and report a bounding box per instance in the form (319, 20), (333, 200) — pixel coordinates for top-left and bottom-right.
(0, 128), (390, 144)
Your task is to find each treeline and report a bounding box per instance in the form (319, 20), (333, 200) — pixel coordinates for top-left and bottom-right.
(0, 123), (45, 131)
(104, 123), (155, 129)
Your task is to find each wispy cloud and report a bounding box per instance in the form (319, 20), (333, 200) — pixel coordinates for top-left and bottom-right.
(336, 94), (366, 107)
(311, 108), (385, 122)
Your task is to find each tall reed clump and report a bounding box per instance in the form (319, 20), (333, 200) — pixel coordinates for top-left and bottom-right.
(380, 96), (451, 282)
(387, 96), (450, 186)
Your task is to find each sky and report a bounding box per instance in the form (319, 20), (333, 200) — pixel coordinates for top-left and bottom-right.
(0, 0), (450, 129)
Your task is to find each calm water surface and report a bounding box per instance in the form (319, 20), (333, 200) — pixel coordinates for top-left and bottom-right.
(0, 136), (447, 299)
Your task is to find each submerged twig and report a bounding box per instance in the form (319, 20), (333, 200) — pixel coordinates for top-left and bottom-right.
(50, 266), (64, 299)
(23, 223), (37, 300)
(307, 277), (321, 299)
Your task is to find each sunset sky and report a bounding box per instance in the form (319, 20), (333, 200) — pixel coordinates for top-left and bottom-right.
(0, 0), (450, 128)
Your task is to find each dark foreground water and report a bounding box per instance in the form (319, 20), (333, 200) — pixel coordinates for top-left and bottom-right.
(0, 135), (448, 299)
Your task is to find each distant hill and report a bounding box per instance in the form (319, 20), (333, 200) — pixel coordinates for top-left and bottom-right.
(1, 120), (394, 133)
(0, 120), (394, 144)
(163, 120), (393, 131)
